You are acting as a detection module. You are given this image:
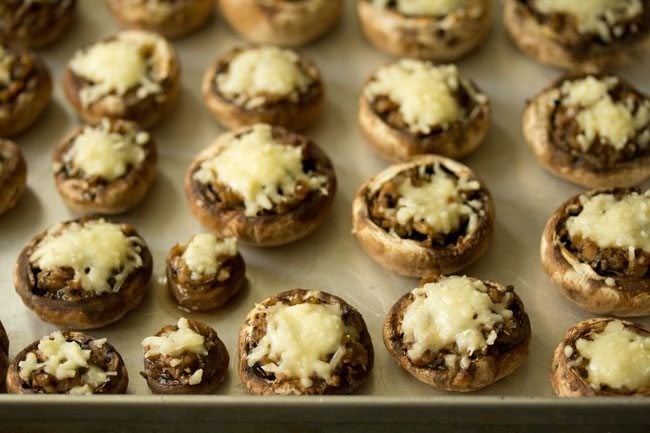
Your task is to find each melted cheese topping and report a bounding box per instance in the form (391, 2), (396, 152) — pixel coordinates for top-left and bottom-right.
(364, 60), (463, 135)
(373, 0), (467, 16)
(193, 124), (327, 217)
(247, 301), (349, 388)
(18, 332), (111, 394)
(216, 47), (312, 110)
(0, 46), (13, 86)
(566, 192), (650, 252)
(574, 320), (650, 391)
(181, 234), (237, 281)
(535, 0), (643, 42)
(29, 219), (144, 295)
(61, 120), (148, 181)
(561, 76), (649, 151)
(395, 164), (481, 234)
(401, 276), (513, 369)
(142, 318), (208, 358)
(69, 34), (163, 107)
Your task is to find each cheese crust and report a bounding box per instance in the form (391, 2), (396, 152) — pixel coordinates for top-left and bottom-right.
(352, 154), (494, 277)
(541, 187), (650, 316)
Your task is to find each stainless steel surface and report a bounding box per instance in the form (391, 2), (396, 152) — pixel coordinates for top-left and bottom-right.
(0, 0), (649, 430)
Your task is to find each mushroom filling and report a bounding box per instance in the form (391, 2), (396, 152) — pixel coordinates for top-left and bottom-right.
(169, 235), (239, 289)
(371, 0), (469, 17)
(142, 318), (214, 386)
(244, 292), (370, 389)
(560, 191), (650, 277)
(28, 219), (145, 301)
(193, 125), (329, 217)
(17, 332), (118, 394)
(396, 277), (526, 371)
(0, 0), (75, 39)
(0, 46), (36, 106)
(213, 46), (319, 110)
(367, 163), (486, 248)
(549, 76), (650, 168)
(53, 119), (150, 191)
(519, 0), (650, 52)
(563, 320), (650, 393)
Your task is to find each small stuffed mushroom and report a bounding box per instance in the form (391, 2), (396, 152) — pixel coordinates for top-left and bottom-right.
(238, 289), (374, 395)
(202, 45), (324, 131)
(0, 139), (27, 215)
(551, 318), (650, 397)
(541, 188), (650, 317)
(166, 234), (246, 311)
(6, 331), (128, 395)
(106, 0), (214, 38)
(523, 73), (650, 189)
(0, 45), (52, 137)
(357, 0), (493, 61)
(218, 0), (343, 47)
(0, 0), (76, 49)
(384, 274), (531, 392)
(63, 30), (181, 129)
(359, 59), (490, 162)
(52, 118), (157, 215)
(14, 217), (153, 329)
(185, 124), (337, 247)
(141, 318), (229, 394)
(352, 155), (495, 277)
(0, 320), (8, 391)
(503, 0), (650, 71)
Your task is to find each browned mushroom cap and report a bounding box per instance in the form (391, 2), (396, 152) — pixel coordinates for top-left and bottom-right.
(6, 331), (128, 394)
(63, 30), (181, 129)
(0, 46), (52, 137)
(141, 319), (229, 395)
(352, 154), (494, 277)
(503, 0), (650, 71)
(52, 119), (158, 215)
(523, 73), (650, 189)
(541, 188), (650, 317)
(358, 59), (491, 162)
(185, 124), (337, 246)
(166, 236), (246, 311)
(357, 0), (493, 61)
(0, 320), (9, 392)
(106, 0), (213, 38)
(0, 0), (76, 49)
(14, 216), (153, 329)
(238, 289), (374, 395)
(551, 318), (650, 397)
(202, 46), (324, 131)
(383, 274), (531, 392)
(218, 0), (343, 47)
(0, 139), (27, 215)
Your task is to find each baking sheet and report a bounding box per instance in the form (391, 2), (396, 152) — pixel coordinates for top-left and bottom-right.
(0, 0), (649, 426)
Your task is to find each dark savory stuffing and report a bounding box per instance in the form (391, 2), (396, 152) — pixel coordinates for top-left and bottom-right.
(0, 47), (38, 108)
(0, 0), (75, 45)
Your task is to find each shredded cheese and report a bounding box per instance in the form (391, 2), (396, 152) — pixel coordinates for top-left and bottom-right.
(535, 0), (644, 42)
(142, 318), (208, 358)
(216, 47), (312, 109)
(181, 234), (237, 281)
(394, 164), (481, 235)
(401, 276), (513, 369)
(69, 32), (166, 107)
(566, 192), (650, 253)
(60, 119), (148, 181)
(373, 0), (467, 16)
(560, 76), (649, 151)
(364, 60), (465, 135)
(29, 219), (145, 295)
(574, 320), (650, 391)
(18, 332), (111, 394)
(193, 124), (327, 217)
(247, 301), (351, 388)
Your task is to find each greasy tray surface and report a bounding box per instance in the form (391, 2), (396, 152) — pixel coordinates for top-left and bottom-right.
(0, 0), (649, 423)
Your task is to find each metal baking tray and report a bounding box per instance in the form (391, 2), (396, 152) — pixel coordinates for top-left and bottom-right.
(0, 1), (649, 432)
